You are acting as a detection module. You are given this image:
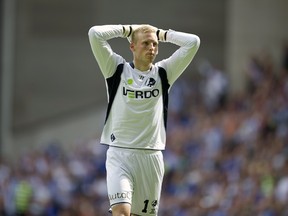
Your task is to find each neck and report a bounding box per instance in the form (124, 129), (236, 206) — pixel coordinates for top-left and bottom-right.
(133, 61), (152, 72)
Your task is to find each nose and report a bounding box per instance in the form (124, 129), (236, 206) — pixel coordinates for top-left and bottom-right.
(149, 43), (155, 50)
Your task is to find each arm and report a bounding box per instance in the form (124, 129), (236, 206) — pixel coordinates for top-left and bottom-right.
(88, 25), (125, 78)
(157, 29), (200, 85)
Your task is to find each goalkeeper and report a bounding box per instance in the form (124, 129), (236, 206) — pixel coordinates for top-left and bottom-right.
(88, 24), (200, 216)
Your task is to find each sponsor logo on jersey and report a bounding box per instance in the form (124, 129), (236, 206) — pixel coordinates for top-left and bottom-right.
(123, 87), (159, 99)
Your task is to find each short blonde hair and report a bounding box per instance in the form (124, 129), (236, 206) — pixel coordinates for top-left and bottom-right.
(131, 25), (157, 43)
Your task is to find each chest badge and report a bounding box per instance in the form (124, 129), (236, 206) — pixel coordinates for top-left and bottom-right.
(145, 77), (156, 87)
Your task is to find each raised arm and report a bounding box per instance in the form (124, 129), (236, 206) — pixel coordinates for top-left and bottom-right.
(157, 29), (200, 85)
(88, 25), (125, 78)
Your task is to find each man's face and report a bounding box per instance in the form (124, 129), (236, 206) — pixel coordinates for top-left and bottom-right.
(130, 31), (158, 64)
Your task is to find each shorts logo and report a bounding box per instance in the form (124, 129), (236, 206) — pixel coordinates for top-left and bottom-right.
(108, 192), (132, 201)
(151, 200), (158, 207)
(150, 200), (158, 214)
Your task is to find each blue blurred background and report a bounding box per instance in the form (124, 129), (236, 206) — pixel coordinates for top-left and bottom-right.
(1, 0), (288, 215)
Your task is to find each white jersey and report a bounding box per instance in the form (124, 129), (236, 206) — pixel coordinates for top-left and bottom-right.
(88, 25), (200, 150)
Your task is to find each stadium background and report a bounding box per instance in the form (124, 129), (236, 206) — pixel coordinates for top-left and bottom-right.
(0, 0), (288, 215)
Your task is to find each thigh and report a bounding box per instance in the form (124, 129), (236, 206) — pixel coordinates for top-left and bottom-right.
(131, 151), (165, 216)
(106, 148), (133, 207)
(111, 203), (131, 216)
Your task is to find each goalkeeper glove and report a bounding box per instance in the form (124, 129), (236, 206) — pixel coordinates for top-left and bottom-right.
(122, 25), (167, 42)
(122, 25), (142, 43)
(156, 29), (167, 42)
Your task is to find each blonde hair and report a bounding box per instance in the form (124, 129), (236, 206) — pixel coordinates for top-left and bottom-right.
(131, 25), (157, 43)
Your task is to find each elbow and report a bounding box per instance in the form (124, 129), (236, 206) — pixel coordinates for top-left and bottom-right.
(88, 26), (102, 40)
(188, 35), (200, 53)
(88, 27), (96, 38)
(183, 34), (200, 50)
(196, 35), (201, 47)
(193, 35), (201, 49)
(186, 35), (200, 55)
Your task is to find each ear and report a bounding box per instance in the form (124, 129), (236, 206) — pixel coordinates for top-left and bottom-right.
(130, 42), (135, 52)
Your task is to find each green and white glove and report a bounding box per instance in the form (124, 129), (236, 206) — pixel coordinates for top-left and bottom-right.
(122, 25), (167, 42)
(156, 29), (167, 42)
(122, 25), (142, 43)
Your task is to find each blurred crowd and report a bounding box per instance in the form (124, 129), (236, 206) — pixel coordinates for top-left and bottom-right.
(1, 46), (288, 216)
